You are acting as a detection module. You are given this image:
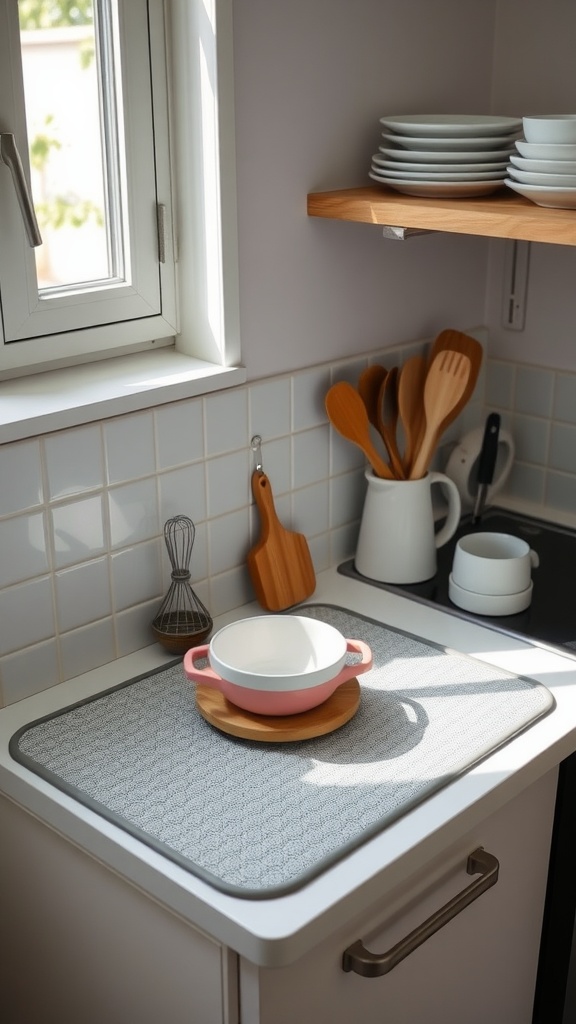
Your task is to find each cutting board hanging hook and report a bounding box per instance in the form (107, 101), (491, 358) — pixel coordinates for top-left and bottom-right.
(251, 434), (264, 474)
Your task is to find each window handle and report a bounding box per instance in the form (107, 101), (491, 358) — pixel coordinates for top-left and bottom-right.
(0, 132), (42, 247)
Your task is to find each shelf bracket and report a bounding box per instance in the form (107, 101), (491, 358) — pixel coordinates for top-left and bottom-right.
(381, 224), (434, 240)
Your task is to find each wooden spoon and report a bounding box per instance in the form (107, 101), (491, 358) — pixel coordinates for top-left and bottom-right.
(427, 329), (483, 431)
(397, 354), (427, 476)
(409, 351), (472, 480)
(377, 366), (405, 479)
(325, 381), (394, 479)
(357, 364), (387, 429)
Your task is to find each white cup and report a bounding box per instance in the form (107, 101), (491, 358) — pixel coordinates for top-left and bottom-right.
(452, 532), (539, 596)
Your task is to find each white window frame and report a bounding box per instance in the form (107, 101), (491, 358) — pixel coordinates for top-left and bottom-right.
(0, 0), (243, 444)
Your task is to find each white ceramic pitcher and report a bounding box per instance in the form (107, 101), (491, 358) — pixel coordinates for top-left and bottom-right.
(355, 469), (461, 584)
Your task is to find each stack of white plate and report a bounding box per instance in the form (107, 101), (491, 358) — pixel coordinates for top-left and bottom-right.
(370, 114), (522, 198)
(505, 135), (576, 209)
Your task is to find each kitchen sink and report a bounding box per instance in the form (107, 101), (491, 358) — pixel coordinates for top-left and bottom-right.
(339, 507), (576, 654)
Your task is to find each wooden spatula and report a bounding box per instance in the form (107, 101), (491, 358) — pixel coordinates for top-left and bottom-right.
(410, 351), (472, 480)
(325, 381), (394, 479)
(247, 471), (316, 611)
(357, 364), (387, 429)
(397, 354), (427, 476)
(377, 366), (405, 479)
(427, 329), (483, 428)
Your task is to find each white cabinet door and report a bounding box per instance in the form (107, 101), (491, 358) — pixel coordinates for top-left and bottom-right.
(242, 768), (558, 1024)
(0, 794), (237, 1024)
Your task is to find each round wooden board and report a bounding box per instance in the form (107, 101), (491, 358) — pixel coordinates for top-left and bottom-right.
(195, 678), (361, 743)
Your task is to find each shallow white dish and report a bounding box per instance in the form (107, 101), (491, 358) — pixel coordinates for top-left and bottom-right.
(505, 179), (576, 209)
(515, 140), (576, 160)
(381, 132), (519, 152)
(379, 114), (522, 137)
(379, 146), (514, 164)
(370, 163), (506, 182)
(448, 574), (533, 616)
(368, 173), (506, 198)
(372, 155), (508, 174)
(509, 154), (576, 174)
(523, 115), (576, 144)
(507, 167), (576, 187)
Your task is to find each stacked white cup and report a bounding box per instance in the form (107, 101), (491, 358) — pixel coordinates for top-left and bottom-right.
(449, 532), (539, 616)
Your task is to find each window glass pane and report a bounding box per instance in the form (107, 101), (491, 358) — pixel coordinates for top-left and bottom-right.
(18, 0), (123, 292)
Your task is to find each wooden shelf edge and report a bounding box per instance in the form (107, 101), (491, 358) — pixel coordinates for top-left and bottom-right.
(307, 186), (576, 246)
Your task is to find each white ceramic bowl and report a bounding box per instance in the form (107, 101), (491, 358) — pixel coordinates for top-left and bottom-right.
(509, 154), (576, 175)
(207, 615), (350, 689)
(515, 141), (576, 160)
(523, 115), (576, 144)
(182, 615), (374, 715)
(448, 574), (533, 616)
(508, 166), (576, 188)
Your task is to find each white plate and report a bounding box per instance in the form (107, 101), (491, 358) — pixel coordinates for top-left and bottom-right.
(381, 131), (519, 152)
(448, 574), (533, 616)
(505, 179), (576, 208)
(368, 173), (507, 198)
(371, 164), (506, 182)
(509, 154), (576, 174)
(379, 146), (514, 164)
(507, 166), (576, 187)
(379, 114), (522, 137)
(515, 140), (576, 160)
(372, 154), (508, 174)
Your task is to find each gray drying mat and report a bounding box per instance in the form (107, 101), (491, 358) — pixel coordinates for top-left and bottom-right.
(10, 604), (554, 899)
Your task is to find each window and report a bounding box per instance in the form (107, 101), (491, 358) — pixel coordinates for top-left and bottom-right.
(0, 0), (179, 375)
(0, 0), (242, 426)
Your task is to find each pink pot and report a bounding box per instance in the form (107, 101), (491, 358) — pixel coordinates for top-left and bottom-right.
(183, 637), (372, 715)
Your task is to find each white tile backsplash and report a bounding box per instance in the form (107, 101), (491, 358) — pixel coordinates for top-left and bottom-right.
(104, 411), (156, 483)
(51, 495), (106, 569)
(44, 424), (104, 499)
(0, 439), (43, 515)
(55, 558), (111, 633)
(0, 512), (49, 586)
(2, 338), (576, 705)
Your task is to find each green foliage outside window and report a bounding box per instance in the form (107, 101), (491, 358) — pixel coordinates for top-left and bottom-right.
(18, 1), (93, 30)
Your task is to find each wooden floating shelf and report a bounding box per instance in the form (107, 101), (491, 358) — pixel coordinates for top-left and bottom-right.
(307, 186), (576, 246)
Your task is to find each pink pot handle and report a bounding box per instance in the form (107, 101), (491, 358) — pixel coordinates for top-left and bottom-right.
(183, 644), (224, 690)
(330, 638), (373, 687)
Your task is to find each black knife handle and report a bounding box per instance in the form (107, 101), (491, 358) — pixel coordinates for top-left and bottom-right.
(476, 412), (501, 486)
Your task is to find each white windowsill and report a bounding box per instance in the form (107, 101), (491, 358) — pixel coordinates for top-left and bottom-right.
(0, 350), (247, 444)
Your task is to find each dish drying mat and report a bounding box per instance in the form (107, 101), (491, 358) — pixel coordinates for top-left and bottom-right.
(10, 604), (554, 900)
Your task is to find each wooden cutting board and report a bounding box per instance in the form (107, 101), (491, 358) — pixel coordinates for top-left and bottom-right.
(195, 678), (360, 742)
(247, 470), (316, 611)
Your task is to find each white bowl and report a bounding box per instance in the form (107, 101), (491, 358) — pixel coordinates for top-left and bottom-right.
(523, 115), (576, 144)
(182, 615), (374, 716)
(205, 615), (350, 690)
(448, 575), (533, 616)
(507, 166), (576, 187)
(515, 141), (576, 160)
(509, 154), (576, 175)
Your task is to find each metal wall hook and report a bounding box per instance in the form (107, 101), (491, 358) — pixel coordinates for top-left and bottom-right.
(251, 435), (263, 474)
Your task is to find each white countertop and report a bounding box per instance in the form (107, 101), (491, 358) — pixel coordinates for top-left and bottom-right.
(2, 566), (576, 967)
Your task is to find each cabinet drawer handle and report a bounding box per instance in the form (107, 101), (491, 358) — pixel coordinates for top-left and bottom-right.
(342, 847), (499, 978)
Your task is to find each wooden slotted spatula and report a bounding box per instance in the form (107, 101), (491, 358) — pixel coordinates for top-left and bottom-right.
(247, 470), (316, 611)
(427, 329), (483, 429)
(409, 351), (472, 480)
